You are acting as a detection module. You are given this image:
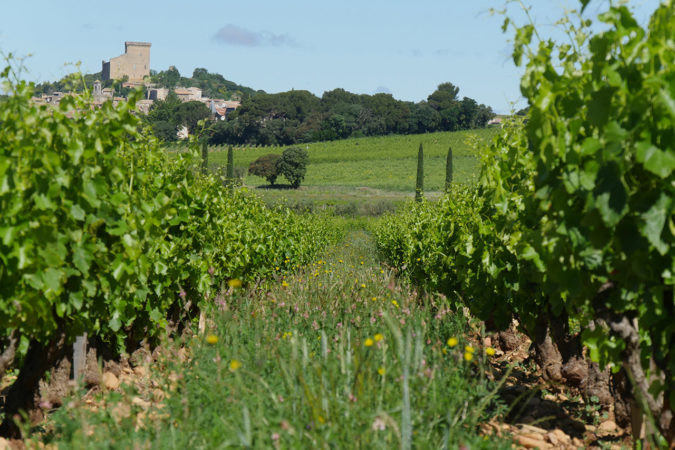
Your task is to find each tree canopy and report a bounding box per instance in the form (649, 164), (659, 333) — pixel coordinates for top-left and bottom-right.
(248, 154), (282, 185)
(33, 69), (495, 145)
(277, 147), (309, 188)
(149, 67), (261, 101)
(208, 82), (494, 146)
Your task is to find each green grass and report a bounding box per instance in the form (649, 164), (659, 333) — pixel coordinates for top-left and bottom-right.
(207, 129), (495, 193)
(36, 223), (508, 449)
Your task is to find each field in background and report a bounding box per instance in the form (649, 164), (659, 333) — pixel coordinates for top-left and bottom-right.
(187, 129), (496, 213)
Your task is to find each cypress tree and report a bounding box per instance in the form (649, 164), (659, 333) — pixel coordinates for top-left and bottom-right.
(415, 143), (424, 202)
(226, 145), (234, 185)
(201, 140), (208, 176)
(445, 146), (453, 192)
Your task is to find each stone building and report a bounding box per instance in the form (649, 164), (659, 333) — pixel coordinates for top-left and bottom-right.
(148, 87), (169, 101)
(102, 42), (151, 82)
(174, 87), (202, 102)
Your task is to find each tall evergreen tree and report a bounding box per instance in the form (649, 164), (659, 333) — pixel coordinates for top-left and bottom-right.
(415, 143), (424, 202)
(445, 146), (453, 192)
(201, 140), (208, 176)
(226, 145), (234, 187)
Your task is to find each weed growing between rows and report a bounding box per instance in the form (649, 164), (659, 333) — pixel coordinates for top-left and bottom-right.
(36, 226), (509, 449)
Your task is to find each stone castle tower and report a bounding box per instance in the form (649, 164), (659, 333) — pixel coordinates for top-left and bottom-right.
(102, 41), (151, 82)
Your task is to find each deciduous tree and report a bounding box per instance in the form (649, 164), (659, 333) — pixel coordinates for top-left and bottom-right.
(277, 147), (308, 188)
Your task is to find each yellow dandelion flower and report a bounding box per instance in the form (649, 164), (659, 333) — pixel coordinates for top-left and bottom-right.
(360, 261), (364, 265)
(282, 280), (289, 287)
(485, 347), (496, 356)
(416, 258), (421, 262)
(442, 347), (448, 355)
(372, 296), (377, 301)
(206, 334), (218, 345)
(229, 359), (242, 371)
(374, 333), (384, 342)
(377, 367), (385, 376)
(364, 338), (374, 347)
(465, 345), (475, 353)
(228, 279), (242, 288)
(380, 269), (384, 274)
(360, 284), (366, 289)
(391, 300), (399, 308)
(447, 337), (458, 348)
(464, 352), (473, 362)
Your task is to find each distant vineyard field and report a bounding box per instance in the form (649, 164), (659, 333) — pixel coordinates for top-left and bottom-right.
(199, 129), (497, 192)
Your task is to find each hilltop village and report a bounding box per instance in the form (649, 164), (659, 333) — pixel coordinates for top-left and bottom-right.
(28, 41), (497, 145)
(30, 41), (241, 137)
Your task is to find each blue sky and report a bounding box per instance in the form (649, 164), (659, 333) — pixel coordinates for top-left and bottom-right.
(0, 1), (663, 113)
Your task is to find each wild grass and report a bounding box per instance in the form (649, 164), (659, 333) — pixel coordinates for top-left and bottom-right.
(37, 224), (508, 449)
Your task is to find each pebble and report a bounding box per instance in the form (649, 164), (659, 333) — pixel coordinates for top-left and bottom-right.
(547, 431), (559, 445)
(514, 434), (551, 449)
(597, 420), (618, 436)
(552, 428), (570, 443)
(132, 396), (152, 410)
(102, 371), (120, 390)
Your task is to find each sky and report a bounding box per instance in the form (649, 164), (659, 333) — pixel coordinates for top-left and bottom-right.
(0, 0), (663, 114)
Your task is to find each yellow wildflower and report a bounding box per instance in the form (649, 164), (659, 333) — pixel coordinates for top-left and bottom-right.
(464, 352), (473, 362)
(360, 283), (366, 288)
(364, 338), (374, 347)
(391, 300), (399, 308)
(465, 345), (475, 353)
(206, 334), (218, 345)
(485, 347), (496, 356)
(228, 279), (242, 288)
(282, 280), (289, 287)
(377, 367), (385, 376)
(374, 333), (384, 342)
(229, 359), (242, 371)
(372, 297), (377, 301)
(447, 337), (458, 348)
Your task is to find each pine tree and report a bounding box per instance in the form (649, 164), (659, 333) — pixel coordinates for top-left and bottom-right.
(445, 146), (453, 192)
(415, 143), (424, 202)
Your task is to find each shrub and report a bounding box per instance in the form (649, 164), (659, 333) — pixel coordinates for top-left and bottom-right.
(277, 146), (309, 188)
(248, 153), (281, 185)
